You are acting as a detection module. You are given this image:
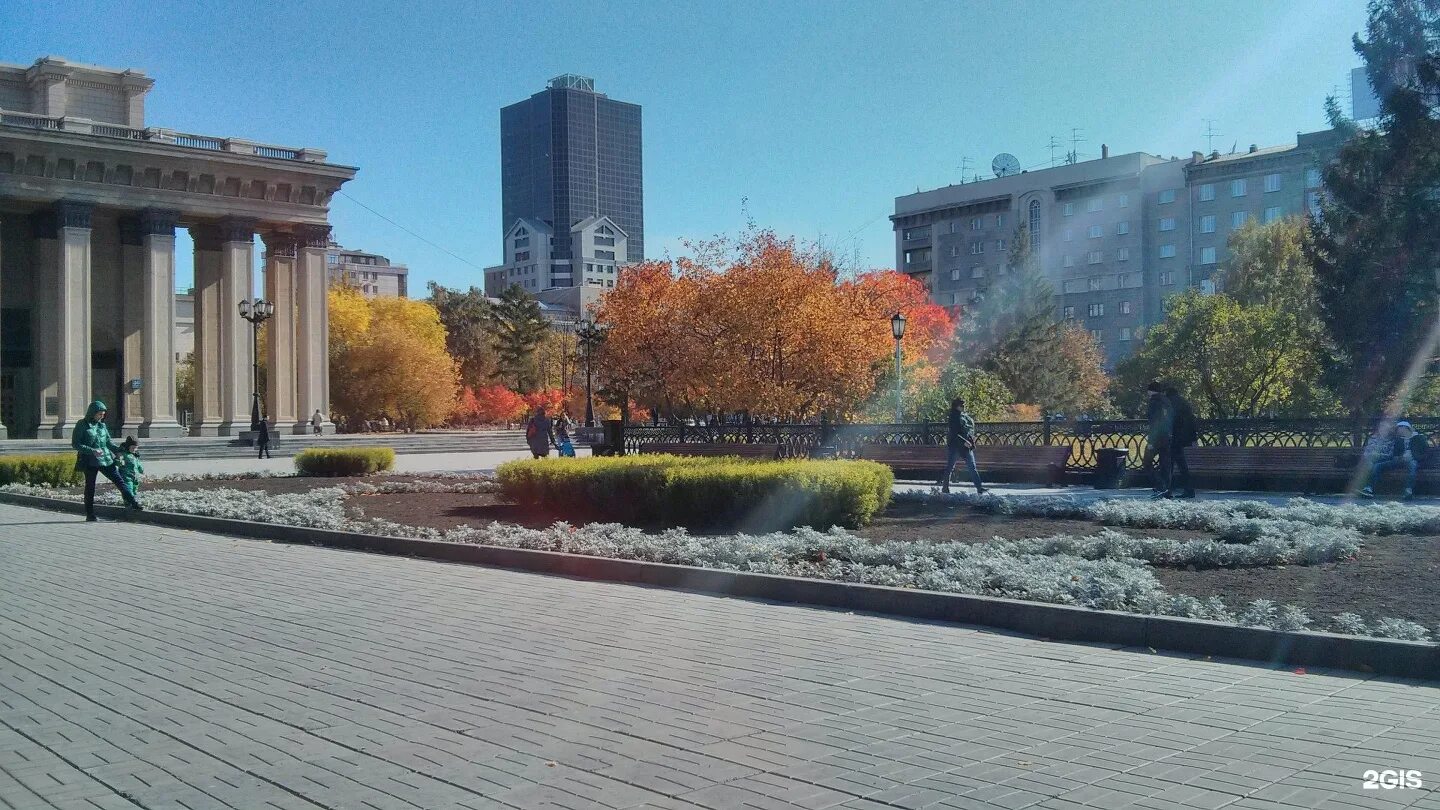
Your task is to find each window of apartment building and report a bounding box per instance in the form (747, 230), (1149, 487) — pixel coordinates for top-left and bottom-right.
(1117, 246), (1130, 261)
(904, 248), (930, 265)
(1088, 224), (1103, 238)
(1159, 217), (1176, 231)
(1120, 327), (1133, 341)
(1088, 251), (1102, 264)
(1029, 200), (1041, 246)
(950, 221), (962, 233)
(1087, 198), (1102, 212)
(971, 217), (982, 230)
(1063, 306), (1075, 320)
(1063, 254), (1075, 267)
(1231, 211), (1248, 230)
(1265, 173), (1281, 193)
(607, 279), (614, 288)
(1118, 193), (1129, 208)
(1089, 303), (1105, 317)
(903, 226), (929, 240)
(1201, 246), (1217, 264)
(586, 263), (595, 275)
(1231, 178), (1247, 197)
(514, 236), (530, 248)
(971, 266), (986, 278)
(950, 268), (961, 281)
(1091, 329), (1103, 343)
(516, 250), (530, 261)
(326, 254), (338, 265)
(1116, 221), (1130, 235)
(594, 236), (615, 246)
(1063, 202), (1074, 216)
(1158, 189), (1176, 204)
(1160, 270), (1175, 285)
(1088, 277), (1103, 291)
(1064, 228), (1073, 242)
(1199, 215), (1216, 234)
(596, 249), (615, 260)
(995, 238), (1008, 251)
(950, 245), (961, 257)
(994, 213), (1005, 228)
(1160, 243), (1176, 258)
(1307, 191), (1322, 216)
(970, 240), (984, 254)
(1120, 301), (1132, 315)
(1306, 167), (1322, 188)
(1199, 183), (1215, 201)
(1263, 206), (1282, 223)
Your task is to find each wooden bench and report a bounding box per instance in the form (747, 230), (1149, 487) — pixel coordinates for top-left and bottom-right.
(639, 442), (782, 460)
(858, 444), (1072, 486)
(1180, 446), (1438, 494)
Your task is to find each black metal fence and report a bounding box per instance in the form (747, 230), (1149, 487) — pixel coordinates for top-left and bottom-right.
(613, 418), (1440, 470)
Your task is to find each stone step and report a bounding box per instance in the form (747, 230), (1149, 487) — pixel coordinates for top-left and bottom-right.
(0, 431), (527, 460)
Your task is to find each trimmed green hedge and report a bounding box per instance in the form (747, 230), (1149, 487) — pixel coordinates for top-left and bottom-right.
(496, 454), (894, 530)
(0, 453), (83, 487)
(294, 447), (396, 477)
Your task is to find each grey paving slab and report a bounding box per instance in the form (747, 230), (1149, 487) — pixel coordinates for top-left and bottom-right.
(0, 501), (1435, 810)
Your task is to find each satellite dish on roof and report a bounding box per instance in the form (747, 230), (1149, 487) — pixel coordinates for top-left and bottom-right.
(992, 153), (1021, 177)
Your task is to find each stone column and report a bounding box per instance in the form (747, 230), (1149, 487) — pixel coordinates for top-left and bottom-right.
(0, 215), (6, 439)
(217, 218), (256, 436)
(119, 217), (145, 436)
(189, 225), (223, 436)
(262, 231), (299, 432)
(295, 225), (332, 434)
(34, 202), (94, 438)
(138, 210), (182, 437)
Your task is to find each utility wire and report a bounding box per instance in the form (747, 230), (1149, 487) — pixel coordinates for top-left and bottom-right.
(336, 190), (490, 273)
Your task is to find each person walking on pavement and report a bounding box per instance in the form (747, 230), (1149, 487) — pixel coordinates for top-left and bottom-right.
(1144, 381), (1175, 498)
(257, 417), (273, 459)
(1360, 420), (1429, 501)
(525, 407), (555, 459)
(71, 400), (142, 521)
(1165, 385), (1198, 499)
(310, 409), (324, 435)
(939, 397), (986, 495)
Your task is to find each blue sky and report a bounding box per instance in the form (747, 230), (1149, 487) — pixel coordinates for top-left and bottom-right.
(5, 0), (1365, 292)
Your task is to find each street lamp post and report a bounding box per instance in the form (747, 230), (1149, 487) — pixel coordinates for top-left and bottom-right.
(238, 298), (275, 432)
(891, 312), (907, 423)
(576, 317), (608, 428)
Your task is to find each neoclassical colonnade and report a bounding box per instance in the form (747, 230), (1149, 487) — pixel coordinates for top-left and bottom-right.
(0, 202), (334, 438)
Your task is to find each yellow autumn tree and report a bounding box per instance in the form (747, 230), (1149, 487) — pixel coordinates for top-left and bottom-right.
(329, 285), (459, 430)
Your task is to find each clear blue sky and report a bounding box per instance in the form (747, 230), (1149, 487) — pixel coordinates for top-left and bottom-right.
(5, 0), (1365, 292)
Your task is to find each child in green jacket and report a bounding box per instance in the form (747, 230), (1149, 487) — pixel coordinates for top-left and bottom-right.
(117, 436), (144, 495)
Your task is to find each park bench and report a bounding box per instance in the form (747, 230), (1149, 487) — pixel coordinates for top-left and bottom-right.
(639, 442), (782, 460)
(1179, 446), (1436, 494)
(858, 444), (1072, 486)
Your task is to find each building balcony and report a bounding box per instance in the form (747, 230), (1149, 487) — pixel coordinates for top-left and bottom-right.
(0, 109), (328, 163)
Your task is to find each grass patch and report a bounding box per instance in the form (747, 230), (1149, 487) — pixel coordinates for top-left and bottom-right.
(0, 453), (82, 487)
(496, 454), (893, 530)
(293, 447), (396, 477)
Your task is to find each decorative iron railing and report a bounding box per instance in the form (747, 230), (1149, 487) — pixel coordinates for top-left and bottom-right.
(616, 418), (1440, 470)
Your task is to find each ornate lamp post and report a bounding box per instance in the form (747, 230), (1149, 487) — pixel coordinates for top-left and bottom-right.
(891, 312), (907, 423)
(576, 317), (609, 428)
(238, 298), (275, 432)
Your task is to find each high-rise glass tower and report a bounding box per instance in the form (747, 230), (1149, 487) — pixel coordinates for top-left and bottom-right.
(500, 74), (644, 264)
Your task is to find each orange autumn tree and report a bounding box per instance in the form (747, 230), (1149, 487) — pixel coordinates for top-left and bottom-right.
(596, 230), (954, 419)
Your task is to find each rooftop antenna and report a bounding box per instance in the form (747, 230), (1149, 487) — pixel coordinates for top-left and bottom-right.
(958, 156), (974, 182)
(1046, 136), (1063, 167)
(1203, 119), (1222, 153)
(1066, 128), (1086, 165)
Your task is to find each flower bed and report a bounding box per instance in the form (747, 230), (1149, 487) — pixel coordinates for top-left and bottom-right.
(496, 455), (894, 530)
(0, 453), (82, 487)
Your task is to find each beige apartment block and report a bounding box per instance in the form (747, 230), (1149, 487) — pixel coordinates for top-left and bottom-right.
(0, 57), (356, 439)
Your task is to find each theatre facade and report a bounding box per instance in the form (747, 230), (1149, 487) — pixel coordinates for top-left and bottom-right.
(0, 57), (355, 439)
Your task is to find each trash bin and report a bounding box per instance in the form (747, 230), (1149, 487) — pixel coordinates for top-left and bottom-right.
(1093, 448), (1129, 489)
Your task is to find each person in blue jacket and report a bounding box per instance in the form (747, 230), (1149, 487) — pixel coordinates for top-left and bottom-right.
(71, 400), (142, 521)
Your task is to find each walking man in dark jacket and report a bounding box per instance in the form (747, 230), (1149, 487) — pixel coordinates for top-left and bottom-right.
(1165, 385), (1197, 498)
(1144, 382), (1174, 498)
(939, 397), (985, 495)
(257, 418), (272, 459)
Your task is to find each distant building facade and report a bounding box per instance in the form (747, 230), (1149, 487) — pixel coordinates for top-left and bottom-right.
(325, 241), (408, 297)
(892, 131), (1340, 366)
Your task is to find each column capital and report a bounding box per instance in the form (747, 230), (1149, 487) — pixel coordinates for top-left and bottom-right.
(262, 231), (298, 258)
(218, 217), (258, 244)
(56, 200), (93, 230)
(297, 224), (331, 249)
(140, 208), (180, 237)
(190, 223), (223, 252)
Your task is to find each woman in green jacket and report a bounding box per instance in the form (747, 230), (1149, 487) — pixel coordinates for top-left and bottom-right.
(71, 400), (142, 521)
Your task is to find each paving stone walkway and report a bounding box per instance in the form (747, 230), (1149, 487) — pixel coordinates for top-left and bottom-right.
(0, 502), (1436, 810)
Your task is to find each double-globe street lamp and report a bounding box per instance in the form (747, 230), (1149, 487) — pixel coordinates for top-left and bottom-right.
(576, 317), (609, 428)
(891, 312), (907, 423)
(238, 298), (275, 432)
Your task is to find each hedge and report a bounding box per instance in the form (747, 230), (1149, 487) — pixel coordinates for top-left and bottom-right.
(496, 454), (894, 530)
(293, 447), (395, 477)
(0, 453), (83, 487)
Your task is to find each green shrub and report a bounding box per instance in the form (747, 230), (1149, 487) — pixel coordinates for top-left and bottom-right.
(0, 453), (83, 487)
(496, 455), (893, 530)
(294, 447), (396, 477)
